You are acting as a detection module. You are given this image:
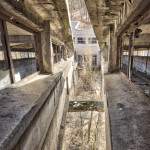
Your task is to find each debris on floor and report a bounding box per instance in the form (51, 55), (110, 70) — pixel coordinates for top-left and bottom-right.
(61, 71), (106, 150)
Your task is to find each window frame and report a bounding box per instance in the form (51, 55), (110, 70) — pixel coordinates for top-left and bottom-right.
(92, 55), (97, 66)
(77, 37), (86, 44)
(88, 37), (97, 44)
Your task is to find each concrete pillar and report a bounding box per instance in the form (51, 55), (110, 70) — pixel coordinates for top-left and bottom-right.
(127, 32), (134, 80)
(109, 24), (117, 72)
(116, 36), (122, 70)
(34, 21), (53, 74)
(1, 20), (15, 83)
(60, 45), (63, 60)
(63, 47), (68, 61)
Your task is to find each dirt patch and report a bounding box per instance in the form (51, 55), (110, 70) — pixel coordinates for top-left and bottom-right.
(69, 101), (104, 112)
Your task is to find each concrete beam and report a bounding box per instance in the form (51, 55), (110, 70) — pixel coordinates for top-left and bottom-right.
(123, 45), (150, 50)
(0, 1), (42, 33)
(5, 0), (47, 24)
(9, 35), (34, 44)
(117, 0), (150, 36)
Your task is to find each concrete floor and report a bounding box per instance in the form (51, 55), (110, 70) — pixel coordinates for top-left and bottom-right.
(61, 72), (106, 150)
(105, 73), (150, 150)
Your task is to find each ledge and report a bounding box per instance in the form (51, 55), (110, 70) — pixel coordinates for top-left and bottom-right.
(0, 72), (62, 150)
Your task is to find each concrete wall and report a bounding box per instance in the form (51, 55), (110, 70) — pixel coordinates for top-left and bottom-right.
(42, 61), (76, 150)
(122, 55), (150, 76)
(6, 60), (76, 150)
(71, 21), (101, 67)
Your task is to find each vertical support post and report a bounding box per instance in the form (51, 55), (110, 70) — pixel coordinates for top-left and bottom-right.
(127, 32), (134, 80)
(34, 21), (53, 74)
(109, 24), (118, 72)
(60, 45), (62, 61)
(145, 48), (149, 75)
(106, 27), (111, 72)
(57, 45), (59, 62)
(116, 36), (122, 70)
(109, 25), (113, 72)
(100, 48), (105, 96)
(120, 36), (124, 70)
(1, 20), (15, 83)
(63, 47), (68, 61)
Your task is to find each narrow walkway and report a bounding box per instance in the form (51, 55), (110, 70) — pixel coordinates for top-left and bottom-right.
(61, 72), (106, 150)
(105, 73), (150, 150)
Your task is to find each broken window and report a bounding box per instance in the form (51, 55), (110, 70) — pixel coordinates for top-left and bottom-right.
(77, 37), (86, 44)
(88, 37), (97, 44)
(53, 43), (63, 63)
(77, 55), (83, 66)
(7, 22), (37, 82)
(92, 55), (97, 66)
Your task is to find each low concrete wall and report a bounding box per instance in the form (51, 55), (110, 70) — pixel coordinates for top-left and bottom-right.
(104, 93), (112, 150)
(122, 56), (150, 76)
(41, 61), (76, 150)
(0, 59), (76, 150)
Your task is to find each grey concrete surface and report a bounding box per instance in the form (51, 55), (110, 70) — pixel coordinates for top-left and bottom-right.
(0, 72), (62, 150)
(105, 73), (150, 150)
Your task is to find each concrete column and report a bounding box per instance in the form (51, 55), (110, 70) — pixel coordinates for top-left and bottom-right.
(60, 45), (63, 59)
(34, 21), (53, 74)
(116, 36), (122, 70)
(1, 20), (15, 83)
(63, 47), (68, 61)
(127, 32), (134, 80)
(109, 24), (117, 72)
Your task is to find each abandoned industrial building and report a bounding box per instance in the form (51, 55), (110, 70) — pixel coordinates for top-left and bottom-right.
(0, 0), (149, 150)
